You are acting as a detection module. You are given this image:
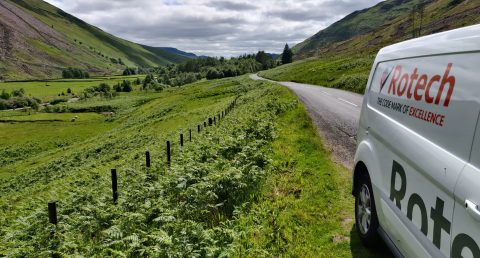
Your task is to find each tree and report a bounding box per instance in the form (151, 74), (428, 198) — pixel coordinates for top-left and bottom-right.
(114, 83), (122, 92)
(255, 51), (270, 69)
(121, 80), (133, 92)
(0, 90), (10, 100)
(97, 83), (110, 93)
(206, 68), (223, 80)
(12, 88), (25, 97)
(281, 44), (293, 64)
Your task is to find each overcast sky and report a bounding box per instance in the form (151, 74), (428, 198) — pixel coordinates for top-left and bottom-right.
(44, 0), (383, 57)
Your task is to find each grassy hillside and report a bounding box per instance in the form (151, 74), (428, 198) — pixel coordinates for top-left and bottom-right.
(0, 75), (385, 256)
(294, 0), (480, 58)
(260, 55), (374, 93)
(263, 0), (480, 93)
(0, 0), (193, 80)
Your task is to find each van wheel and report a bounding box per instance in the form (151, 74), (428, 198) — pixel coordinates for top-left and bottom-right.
(355, 173), (380, 247)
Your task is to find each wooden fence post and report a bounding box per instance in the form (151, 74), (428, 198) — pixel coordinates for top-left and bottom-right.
(189, 129), (192, 142)
(146, 151), (151, 168)
(167, 141), (171, 166)
(111, 169), (118, 203)
(209, 118), (212, 126)
(198, 125), (201, 133)
(180, 133), (184, 147)
(48, 201), (57, 225)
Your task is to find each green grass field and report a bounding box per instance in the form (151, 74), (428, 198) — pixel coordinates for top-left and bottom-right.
(0, 75), (385, 256)
(0, 75), (145, 102)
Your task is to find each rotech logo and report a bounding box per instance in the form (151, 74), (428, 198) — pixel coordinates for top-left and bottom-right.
(380, 63), (456, 107)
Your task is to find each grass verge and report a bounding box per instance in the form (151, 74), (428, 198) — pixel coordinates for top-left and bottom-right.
(231, 87), (390, 257)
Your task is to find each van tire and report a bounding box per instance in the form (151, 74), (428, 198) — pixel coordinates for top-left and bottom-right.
(355, 172), (380, 248)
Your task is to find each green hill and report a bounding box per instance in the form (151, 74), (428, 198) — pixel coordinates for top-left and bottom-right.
(0, 0), (194, 80)
(294, 0), (480, 58)
(261, 0), (480, 93)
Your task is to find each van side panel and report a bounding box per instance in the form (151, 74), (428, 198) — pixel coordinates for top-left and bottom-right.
(360, 53), (480, 257)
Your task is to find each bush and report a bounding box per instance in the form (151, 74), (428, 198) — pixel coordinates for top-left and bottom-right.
(0, 99), (7, 109)
(123, 67), (137, 75)
(114, 80), (133, 92)
(332, 73), (369, 93)
(11, 88), (25, 97)
(0, 90), (10, 100)
(0, 96), (41, 110)
(134, 78), (142, 85)
(121, 80), (133, 92)
(97, 83), (111, 93)
(206, 68), (224, 80)
(50, 98), (68, 105)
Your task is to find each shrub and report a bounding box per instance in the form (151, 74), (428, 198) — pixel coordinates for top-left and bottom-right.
(50, 98), (68, 105)
(0, 96), (41, 110)
(0, 90), (10, 100)
(114, 80), (133, 92)
(97, 83), (111, 93)
(332, 73), (369, 93)
(121, 80), (133, 92)
(206, 68), (223, 80)
(123, 67), (137, 76)
(11, 88), (25, 97)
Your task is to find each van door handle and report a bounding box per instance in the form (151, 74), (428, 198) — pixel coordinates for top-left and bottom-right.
(465, 200), (480, 222)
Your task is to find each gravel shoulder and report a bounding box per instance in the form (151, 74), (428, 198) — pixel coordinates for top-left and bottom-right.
(250, 74), (363, 169)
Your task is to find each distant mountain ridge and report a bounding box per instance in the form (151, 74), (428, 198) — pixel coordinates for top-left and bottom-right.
(156, 47), (198, 59)
(294, 0), (480, 59)
(0, 0), (196, 80)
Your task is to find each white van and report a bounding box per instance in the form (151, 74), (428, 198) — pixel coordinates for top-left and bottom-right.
(353, 24), (480, 258)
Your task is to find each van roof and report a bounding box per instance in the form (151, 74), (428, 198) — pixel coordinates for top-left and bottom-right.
(376, 24), (480, 62)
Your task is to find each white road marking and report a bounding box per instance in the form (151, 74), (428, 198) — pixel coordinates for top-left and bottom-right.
(321, 91), (332, 96)
(337, 97), (358, 107)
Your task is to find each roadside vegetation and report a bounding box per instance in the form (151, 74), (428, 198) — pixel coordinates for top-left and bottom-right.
(0, 75), (384, 257)
(259, 55), (374, 94)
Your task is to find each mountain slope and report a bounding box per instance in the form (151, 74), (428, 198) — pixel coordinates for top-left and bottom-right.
(294, 0), (480, 59)
(260, 0), (480, 94)
(0, 0), (194, 80)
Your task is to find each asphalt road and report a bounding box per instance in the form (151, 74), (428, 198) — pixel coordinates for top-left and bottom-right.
(250, 74), (363, 169)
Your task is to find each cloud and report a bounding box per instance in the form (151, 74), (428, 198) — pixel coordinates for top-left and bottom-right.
(44, 0), (383, 57)
(208, 1), (257, 11)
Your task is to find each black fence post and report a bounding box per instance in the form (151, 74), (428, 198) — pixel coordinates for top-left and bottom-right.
(167, 141), (171, 166)
(111, 169), (118, 203)
(198, 125), (201, 133)
(146, 151), (151, 168)
(204, 121), (207, 128)
(218, 114), (220, 121)
(214, 116), (216, 125)
(48, 201), (57, 225)
(180, 133), (184, 147)
(209, 118), (212, 126)
(189, 129), (192, 142)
